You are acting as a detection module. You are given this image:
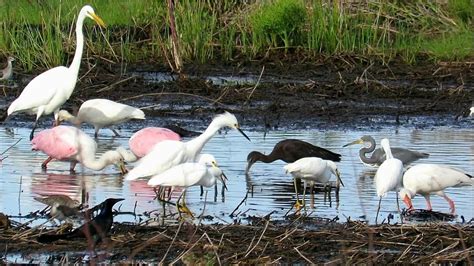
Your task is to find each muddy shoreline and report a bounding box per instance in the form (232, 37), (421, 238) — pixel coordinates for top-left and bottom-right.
(1, 59), (473, 131)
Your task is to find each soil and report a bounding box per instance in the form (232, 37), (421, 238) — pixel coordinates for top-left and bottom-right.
(1, 57), (473, 131)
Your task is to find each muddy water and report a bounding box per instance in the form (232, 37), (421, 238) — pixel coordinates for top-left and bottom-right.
(0, 125), (473, 225)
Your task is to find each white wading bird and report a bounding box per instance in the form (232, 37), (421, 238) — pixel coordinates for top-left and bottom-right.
(374, 138), (404, 223)
(284, 157), (343, 210)
(7, 5), (105, 141)
(399, 164), (473, 214)
(125, 111), (250, 181)
(58, 98), (145, 138)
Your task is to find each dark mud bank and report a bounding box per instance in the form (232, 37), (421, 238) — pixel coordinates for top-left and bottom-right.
(1, 60), (473, 131)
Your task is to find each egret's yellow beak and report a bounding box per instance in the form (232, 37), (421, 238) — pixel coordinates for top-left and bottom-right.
(89, 12), (106, 28)
(342, 138), (363, 147)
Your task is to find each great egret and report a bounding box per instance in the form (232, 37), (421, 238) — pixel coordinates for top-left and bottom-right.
(245, 139), (341, 175)
(374, 138), (403, 223)
(31, 125), (128, 173)
(0, 56), (14, 81)
(125, 111), (250, 181)
(343, 135), (429, 167)
(58, 99), (145, 138)
(147, 162), (227, 217)
(284, 157), (343, 210)
(399, 164), (473, 214)
(7, 5), (106, 141)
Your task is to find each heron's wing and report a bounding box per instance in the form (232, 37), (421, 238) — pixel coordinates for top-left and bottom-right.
(281, 140), (341, 162)
(147, 163), (206, 187)
(125, 140), (185, 180)
(8, 67), (71, 114)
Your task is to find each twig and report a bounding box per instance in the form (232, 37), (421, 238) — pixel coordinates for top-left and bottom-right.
(160, 221), (184, 264)
(1, 138), (21, 156)
(294, 247), (314, 264)
(118, 92), (227, 107)
(244, 219), (269, 258)
(246, 66), (265, 102)
(96, 76), (135, 93)
(230, 189), (249, 217)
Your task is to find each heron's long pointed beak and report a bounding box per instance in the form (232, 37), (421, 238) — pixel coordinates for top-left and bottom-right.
(342, 139), (363, 147)
(336, 169), (344, 187)
(237, 127), (251, 142)
(90, 12), (106, 28)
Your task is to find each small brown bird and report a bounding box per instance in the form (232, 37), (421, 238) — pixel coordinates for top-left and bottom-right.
(34, 195), (82, 223)
(0, 56), (14, 81)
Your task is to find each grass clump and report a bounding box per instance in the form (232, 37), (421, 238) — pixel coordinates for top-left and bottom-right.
(250, 0), (306, 50)
(424, 30), (474, 61)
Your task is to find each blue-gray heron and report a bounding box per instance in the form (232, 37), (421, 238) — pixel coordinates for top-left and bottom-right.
(343, 135), (429, 167)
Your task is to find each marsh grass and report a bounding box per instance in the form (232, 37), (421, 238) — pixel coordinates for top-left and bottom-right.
(0, 0), (472, 71)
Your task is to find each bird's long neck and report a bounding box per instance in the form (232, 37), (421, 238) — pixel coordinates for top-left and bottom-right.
(384, 147), (394, 160)
(359, 148), (379, 165)
(256, 151), (279, 163)
(186, 121), (220, 160)
(69, 12), (86, 76)
(81, 150), (119, 171)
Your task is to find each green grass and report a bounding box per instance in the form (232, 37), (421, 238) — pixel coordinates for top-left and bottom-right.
(0, 0), (473, 71)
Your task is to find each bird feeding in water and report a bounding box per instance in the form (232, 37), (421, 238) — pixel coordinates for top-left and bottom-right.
(147, 163), (227, 217)
(374, 138), (403, 224)
(6, 5), (106, 141)
(284, 157), (343, 211)
(343, 135), (429, 167)
(125, 111), (250, 181)
(57, 98), (145, 138)
(399, 164), (473, 214)
(0, 56), (14, 81)
(245, 139), (341, 176)
(31, 125), (128, 173)
(126, 127), (182, 161)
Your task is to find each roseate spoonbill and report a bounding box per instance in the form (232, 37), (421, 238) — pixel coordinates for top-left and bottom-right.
(343, 135), (429, 167)
(125, 111), (250, 181)
(147, 163), (227, 217)
(127, 127), (181, 160)
(399, 164), (473, 214)
(31, 125), (127, 173)
(284, 157), (343, 210)
(374, 138), (404, 223)
(246, 139), (341, 176)
(0, 56), (14, 81)
(6, 5), (105, 141)
(58, 99), (145, 138)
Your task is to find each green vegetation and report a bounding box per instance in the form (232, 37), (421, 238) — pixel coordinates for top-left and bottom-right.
(0, 0), (472, 71)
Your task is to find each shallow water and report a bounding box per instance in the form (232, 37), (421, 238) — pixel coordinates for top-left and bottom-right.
(0, 125), (473, 226)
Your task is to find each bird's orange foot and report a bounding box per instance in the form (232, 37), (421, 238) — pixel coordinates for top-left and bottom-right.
(294, 200), (305, 212)
(178, 204), (194, 218)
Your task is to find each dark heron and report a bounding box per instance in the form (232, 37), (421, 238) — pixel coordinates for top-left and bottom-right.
(343, 135), (429, 167)
(245, 139), (341, 176)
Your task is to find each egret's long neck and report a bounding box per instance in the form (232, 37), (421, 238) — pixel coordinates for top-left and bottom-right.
(69, 12), (86, 76)
(81, 150), (119, 170)
(384, 146), (394, 160)
(186, 121), (221, 160)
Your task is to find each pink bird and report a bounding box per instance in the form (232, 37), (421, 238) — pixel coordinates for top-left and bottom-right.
(32, 125), (128, 173)
(128, 127), (181, 160)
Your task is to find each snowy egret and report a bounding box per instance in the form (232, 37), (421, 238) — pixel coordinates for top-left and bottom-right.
(399, 164), (473, 214)
(7, 5), (105, 141)
(470, 106), (474, 116)
(245, 139), (341, 176)
(343, 135), (429, 167)
(284, 157), (343, 210)
(374, 138), (404, 223)
(58, 99), (145, 138)
(31, 125), (128, 173)
(0, 56), (14, 81)
(125, 111), (250, 181)
(147, 163), (227, 217)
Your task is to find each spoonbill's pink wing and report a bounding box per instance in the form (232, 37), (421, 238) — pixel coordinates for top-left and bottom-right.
(31, 126), (78, 160)
(129, 127), (181, 158)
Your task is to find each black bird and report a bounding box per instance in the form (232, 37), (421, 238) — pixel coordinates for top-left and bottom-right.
(343, 135), (429, 167)
(245, 139), (342, 175)
(164, 124), (201, 138)
(37, 198), (123, 244)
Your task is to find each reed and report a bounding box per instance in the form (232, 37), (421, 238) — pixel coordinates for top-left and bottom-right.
(0, 0), (472, 71)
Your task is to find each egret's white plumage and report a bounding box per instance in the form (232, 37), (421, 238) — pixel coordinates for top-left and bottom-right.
(58, 98), (145, 137)
(399, 164), (473, 214)
(373, 138), (404, 223)
(125, 112), (249, 181)
(470, 107), (474, 116)
(6, 5), (105, 140)
(147, 163), (224, 188)
(284, 157), (343, 186)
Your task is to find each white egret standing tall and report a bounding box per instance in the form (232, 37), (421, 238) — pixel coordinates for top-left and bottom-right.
(374, 138), (403, 223)
(399, 164), (473, 214)
(125, 112), (250, 181)
(7, 5), (106, 141)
